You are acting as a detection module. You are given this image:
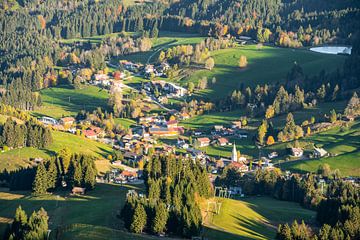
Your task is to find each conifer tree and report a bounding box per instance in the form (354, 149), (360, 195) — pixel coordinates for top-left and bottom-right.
(47, 160), (58, 190)
(130, 204), (147, 233)
(32, 163), (48, 195)
(152, 202), (168, 234)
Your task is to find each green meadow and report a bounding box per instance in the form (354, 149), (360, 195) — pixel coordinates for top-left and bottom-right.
(0, 131), (113, 171)
(280, 120), (360, 177)
(183, 45), (346, 99)
(32, 86), (109, 119)
(0, 184), (151, 240)
(202, 197), (315, 240)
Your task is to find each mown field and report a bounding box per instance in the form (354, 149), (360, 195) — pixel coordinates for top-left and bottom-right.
(114, 31), (205, 64)
(182, 45), (346, 99)
(32, 85), (109, 119)
(279, 120), (360, 177)
(0, 131), (113, 171)
(0, 184), (315, 240)
(0, 184), (150, 240)
(202, 197), (315, 240)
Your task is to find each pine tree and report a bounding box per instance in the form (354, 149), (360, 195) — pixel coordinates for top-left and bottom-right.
(130, 204), (147, 233)
(25, 208), (49, 240)
(58, 147), (72, 174)
(47, 160), (58, 190)
(152, 202), (168, 234)
(32, 163), (48, 195)
(10, 206), (28, 239)
(83, 165), (96, 190)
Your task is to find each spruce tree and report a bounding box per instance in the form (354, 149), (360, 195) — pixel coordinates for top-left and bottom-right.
(32, 163), (48, 195)
(152, 202), (168, 234)
(130, 204), (147, 233)
(47, 160), (58, 190)
(83, 165), (96, 190)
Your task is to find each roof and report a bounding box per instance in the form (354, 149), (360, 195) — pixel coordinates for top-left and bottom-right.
(167, 120), (178, 125)
(83, 129), (97, 137)
(61, 117), (75, 122)
(121, 170), (137, 177)
(291, 148), (303, 153)
(314, 148), (327, 155)
(197, 137), (210, 143)
(218, 137), (229, 144)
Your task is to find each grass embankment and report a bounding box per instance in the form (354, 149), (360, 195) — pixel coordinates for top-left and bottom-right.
(0, 131), (113, 171)
(182, 45), (346, 100)
(202, 196), (315, 240)
(32, 86), (109, 119)
(0, 184), (151, 240)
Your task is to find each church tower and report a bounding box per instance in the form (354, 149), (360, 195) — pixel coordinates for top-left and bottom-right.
(231, 143), (238, 162)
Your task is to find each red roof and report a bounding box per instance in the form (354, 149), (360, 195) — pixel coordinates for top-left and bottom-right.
(89, 126), (102, 134)
(197, 137), (210, 143)
(121, 171), (137, 177)
(167, 120), (178, 125)
(83, 129), (97, 137)
(218, 137), (229, 144)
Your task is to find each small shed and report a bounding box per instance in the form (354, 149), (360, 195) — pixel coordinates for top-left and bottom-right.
(72, 187), (86, 195)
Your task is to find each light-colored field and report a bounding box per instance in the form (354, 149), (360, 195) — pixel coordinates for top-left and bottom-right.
(202, 197), (315, 240)
(33, 86), (109, 119)
(182, 45), (346, 99)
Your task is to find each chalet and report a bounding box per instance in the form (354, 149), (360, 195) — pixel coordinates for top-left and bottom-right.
(187, 148), (205, 159)
(232, 121), (242, 129)
(83, 129), (98, 140)
(229, 162), (249, 172)
(149, 127), (179, 136)
(119, 170), (138, 181)
(60, 117), (75, 126)
(39, 116), (58, 125)
(268, 152), (278, 159)
(180, 112), (190, 120)
(196, 137), (211, 147)
(291, 148), (304, 157)
(92, 74), (111, 86)
(217, 137), (229, 146)
(214, 125), (224, 132)
(88, 126), (105, 136)
(72, 187), (86, 195)
(313, 148), (328, 158)
(166, 120), (178, 128)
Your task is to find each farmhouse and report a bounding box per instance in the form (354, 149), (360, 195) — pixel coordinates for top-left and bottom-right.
(39, 116), (58, 125)
(217, 137), (229, 146)
(72, 187), (86, 195)
(60, 117), (75, 126)
(291, 148), (304, 157)
(196, 137), (211, 147)
(83, 129), (98, 140)
(313, 148), (328, 158)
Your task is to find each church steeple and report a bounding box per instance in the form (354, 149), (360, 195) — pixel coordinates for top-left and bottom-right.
(231, 142), (238, 162)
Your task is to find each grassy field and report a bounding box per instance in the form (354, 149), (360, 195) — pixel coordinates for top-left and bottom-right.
(115, 31), (205, 64)
(182, 45), (346, 100)
(280, 120), (360, 176)
(0, 131), (113, 171)
(202, 197), (315, 240)
(0, 184), (147, 239)
(0, 185), (315, 240)
(33, 85), (109, 119)
(114, 118), (137, 129)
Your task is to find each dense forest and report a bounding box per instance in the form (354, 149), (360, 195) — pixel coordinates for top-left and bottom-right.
(0, 0), (359, 110)
(121, 154), (212, 237)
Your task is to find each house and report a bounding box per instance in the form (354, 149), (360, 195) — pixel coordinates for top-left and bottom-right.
(39, 116), (58, 125)
(119, 170), (138, 181)
(88, 126), (105, 137)
(180, 112), (190, 120)
(149, 127), (179, 136)
(60, 117), (75, 126)
(232, 121), (242, 129)
(217, 137), (229, 146)
(187, 148), (205, 159)
(196, 137), (211, 147)
(229, 161), (249, 172)
(291, 148), (303, 157)
(313, 148), (328, 158)
(83, 129), (98, 140)
(166, 120), (178, 128)
(123, 151), (142, 163)
(268, 152), (278, 159)
(72, 187), (86, 195)
(214, 125), (224, 132)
